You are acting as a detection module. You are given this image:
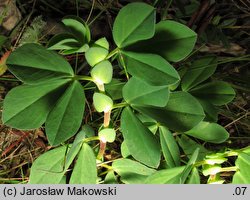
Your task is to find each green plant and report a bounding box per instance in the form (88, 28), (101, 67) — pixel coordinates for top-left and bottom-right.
(2, 2), (249, 184)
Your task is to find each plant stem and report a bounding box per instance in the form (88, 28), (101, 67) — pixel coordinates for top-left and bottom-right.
(112, 102), (128, 109)
(97, 140), (107, 160)
(219, 166), (238, 172)
(74, 75), (93, 81)
(83, 136), (100, 143)
(103, 110), (111, 128)
(106, 48), (119, 59)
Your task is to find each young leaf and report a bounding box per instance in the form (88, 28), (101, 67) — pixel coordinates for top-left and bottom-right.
(181, 56), (217, 91)
(113, 3), (155, 48)
(70, 143), (97, 184)
(104, 171), (118, 184)
(2, 80), (69, 129)
(134, 91), (205, 132)
(121, 141), (131, 158)
(126, 20), (197, 62)
(6, 43), (74, 84)
(145, 166), (185, 184)
(48, 33), (80, 50)
(94, 37), (109, 50)
(190, 81), (236, 106)
(62, 16), (90, 44)
(29, 146), (73, 183)
(121, 107), (161, 168)
(122, 51), (180, 86)
(112, 158), (156, 184)
(45, 80), (85, 146)
(180, 148), (199, 183)
(185, 121), (229, 144)
(187, 167), (200, 184)
(159, 126), (180, 168)
(232, 152), (250, 183)
(123, 77), (169, 107)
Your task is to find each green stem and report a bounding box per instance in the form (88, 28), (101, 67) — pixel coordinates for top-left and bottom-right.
(219, 166), (238, 172)
(74, 75), (93, 81)
(118, 53), (129, 80)
(112, 102), (129, 109)
(106, 48), (119, 59)
(83, 136), (100, 143)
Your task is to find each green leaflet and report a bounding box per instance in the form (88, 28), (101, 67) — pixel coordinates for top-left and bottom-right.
(126, 20), (197, 62)
(123, 77), (169, 107)
(29, 145), (74, 184)
(145, 166), (185, 184)
(197, 98), (219, 122)
(190, 81), (236, 106)
(134, 91), (205, 132)
(112, 158), (156, 184)
(113, 3), (155, 48)
(185, 121), (229, 144)
(2, 80), (69, 129)
(232, 152), (250, 183)
(121, 107), (161, 168)
(159, 126), (180, 168)
(187, 167), (200, 184)
(70, 143), (97, 184)
(7, 43), (74, 84)
(46, 81), (85, 146)
(122, 51), (180, 86)
(181, 56), (217, 91)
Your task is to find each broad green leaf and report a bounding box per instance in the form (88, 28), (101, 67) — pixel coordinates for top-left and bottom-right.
(159, 126), (180, 168)
(93, 93), (113, 113)
(190, 81), (235, 106)
(180, 148), (199, 183)
(181, 56), (217, 91)
(70, 143), (97, 184)
(232, 152), (250, 183)
(123, 77), (169, 107)
(145, 166), (185, 184)
(126, 20), (197, 62)
(137, 113), (159, 134)
(185, 121), (229, 144)
(112, 158), (156, 184)
(122, 51), (180, 86)
(197, 98), (219, 122)
(177, 135), (210, 161)
(121, 107), (161, 168)
(91, 60), (113, 84)
(62, 16), (90, 43)
(187, 167), (200, 184)
(113, 3), (155, 48)
(2, 80), (68, 129)
(29, 145), (74, 183)
(134, 91), (205, 132)
(7, 43), (74, 84)
(46, 81), (85, 146)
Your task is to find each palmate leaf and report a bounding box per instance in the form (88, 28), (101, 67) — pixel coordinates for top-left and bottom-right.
(123, 77), (169, 107)
(70, 143), (97, 184)
(6, 43), (74, 84)
(121, 107), (161, 168)
(113, 3), (155, 48)
(45, 80), (85, 146)
(134, 91), (205, 132)
(122, 51), (180, 86)
(2, 80), (69, 129)
(126, 20), (197, 62)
